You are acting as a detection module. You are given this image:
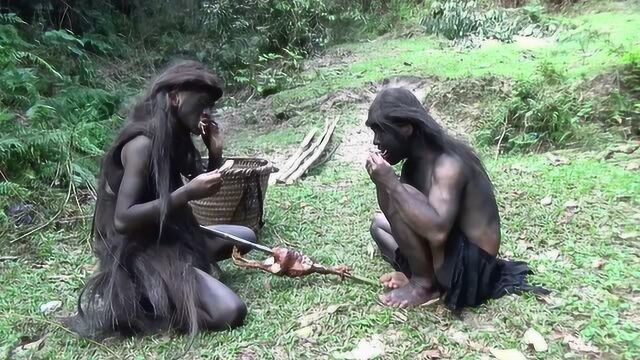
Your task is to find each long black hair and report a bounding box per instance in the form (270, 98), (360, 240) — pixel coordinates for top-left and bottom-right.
(125, 60), (223, 234)
(367, 87), (491, 180)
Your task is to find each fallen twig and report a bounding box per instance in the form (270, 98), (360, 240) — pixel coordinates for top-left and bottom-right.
(57, 214), (93, 224)
(495, 121), (507, 161)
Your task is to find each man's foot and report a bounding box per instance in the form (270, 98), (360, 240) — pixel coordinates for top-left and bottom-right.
(379, 281), (440, 308)
(379, 272), (409, 289)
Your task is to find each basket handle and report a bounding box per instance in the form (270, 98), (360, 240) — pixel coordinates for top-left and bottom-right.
(224, 163), (275, 177)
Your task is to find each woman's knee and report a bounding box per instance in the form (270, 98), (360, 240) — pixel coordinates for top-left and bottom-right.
(234, 227), (257, 254)
(217, 225), (257, 243)
(238, 227), (257, 244)
(217, 298), (247, 329)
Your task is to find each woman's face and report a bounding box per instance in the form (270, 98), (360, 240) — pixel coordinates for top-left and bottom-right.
(173, 90), (216, 134)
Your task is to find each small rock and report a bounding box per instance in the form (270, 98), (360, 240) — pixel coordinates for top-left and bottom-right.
(39, 301), (62, 314)
(540, 196), (553, 206)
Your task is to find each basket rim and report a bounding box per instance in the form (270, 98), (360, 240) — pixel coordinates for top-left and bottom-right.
(204, 156), (278, 176)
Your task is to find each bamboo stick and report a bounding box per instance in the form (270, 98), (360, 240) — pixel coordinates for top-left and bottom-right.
(284, 116), (339, 184)
(277, 120), (330, 182)
(276, 128), (318, 181)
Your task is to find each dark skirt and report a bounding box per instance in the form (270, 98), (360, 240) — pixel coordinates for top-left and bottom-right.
(390, 229), (549, 310)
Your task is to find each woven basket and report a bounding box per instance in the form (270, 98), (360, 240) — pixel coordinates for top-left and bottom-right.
(187, 157), (277, 232)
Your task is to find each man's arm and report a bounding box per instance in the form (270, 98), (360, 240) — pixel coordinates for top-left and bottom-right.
(113, 136), (192, 233)
(385, 156), (465, 245)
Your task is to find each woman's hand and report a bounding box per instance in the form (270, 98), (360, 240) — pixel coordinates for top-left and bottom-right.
(184, 171), (223, 200)
(200, 119), (223, 158)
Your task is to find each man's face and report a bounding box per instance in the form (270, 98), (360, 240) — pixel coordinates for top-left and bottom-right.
(369, 122), (409, 165)
(173, 90), (216, 134)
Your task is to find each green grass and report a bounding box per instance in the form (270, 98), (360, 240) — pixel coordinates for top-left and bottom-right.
(2, 2), (640, 359)
(275, 10), (640, 105)
(1, 153), (638, 359)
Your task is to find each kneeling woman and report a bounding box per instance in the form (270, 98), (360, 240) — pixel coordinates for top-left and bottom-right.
(69, 61), (256, 338)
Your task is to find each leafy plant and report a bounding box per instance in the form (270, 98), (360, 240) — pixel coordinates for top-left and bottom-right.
(420, 1), (562, 43)
(0, 13), (123, 221)
(476, 64), (587, 152)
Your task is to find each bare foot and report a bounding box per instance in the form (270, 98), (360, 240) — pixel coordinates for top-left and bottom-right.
(379, 281), (439, 308)
(379, 272), (409, 289)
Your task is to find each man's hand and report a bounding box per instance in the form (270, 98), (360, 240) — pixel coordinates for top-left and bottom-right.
(365, 153), (397, 187)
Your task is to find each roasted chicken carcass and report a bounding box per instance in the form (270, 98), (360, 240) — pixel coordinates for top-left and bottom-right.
(232, 246), (351, 279)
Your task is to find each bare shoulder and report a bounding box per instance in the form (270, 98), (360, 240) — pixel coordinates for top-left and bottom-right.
(433, 153), (465, 183)
(121, 135), (152, 168)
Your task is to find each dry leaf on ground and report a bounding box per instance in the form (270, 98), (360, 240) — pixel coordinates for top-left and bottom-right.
(392, 311), (408, 323)
(564, 334), (600, 353)
(367, 244), (376, 259)
(540, 196), (553, 206)
(625, 162), (639, 171)
(468, 340), (488, 352)
(563, 200), (579, 210)
(489, 348), (527, 360)
(299, 304), (343, 327)
(618, 232), (639, 240)
(418, 349), (442, 359)
(11, 335), (48, 358)
(333, 335), (385, 360)
(237, 348), (258, 360)
(539, 249), (560, 261)
(563, 334), (600, 354)
(447, 329), (469, 345)
(591, 258), (607, 269)
(523, 328), (548, 352)
(545, 153), (570, 166)
(294, 325), (316, 338)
